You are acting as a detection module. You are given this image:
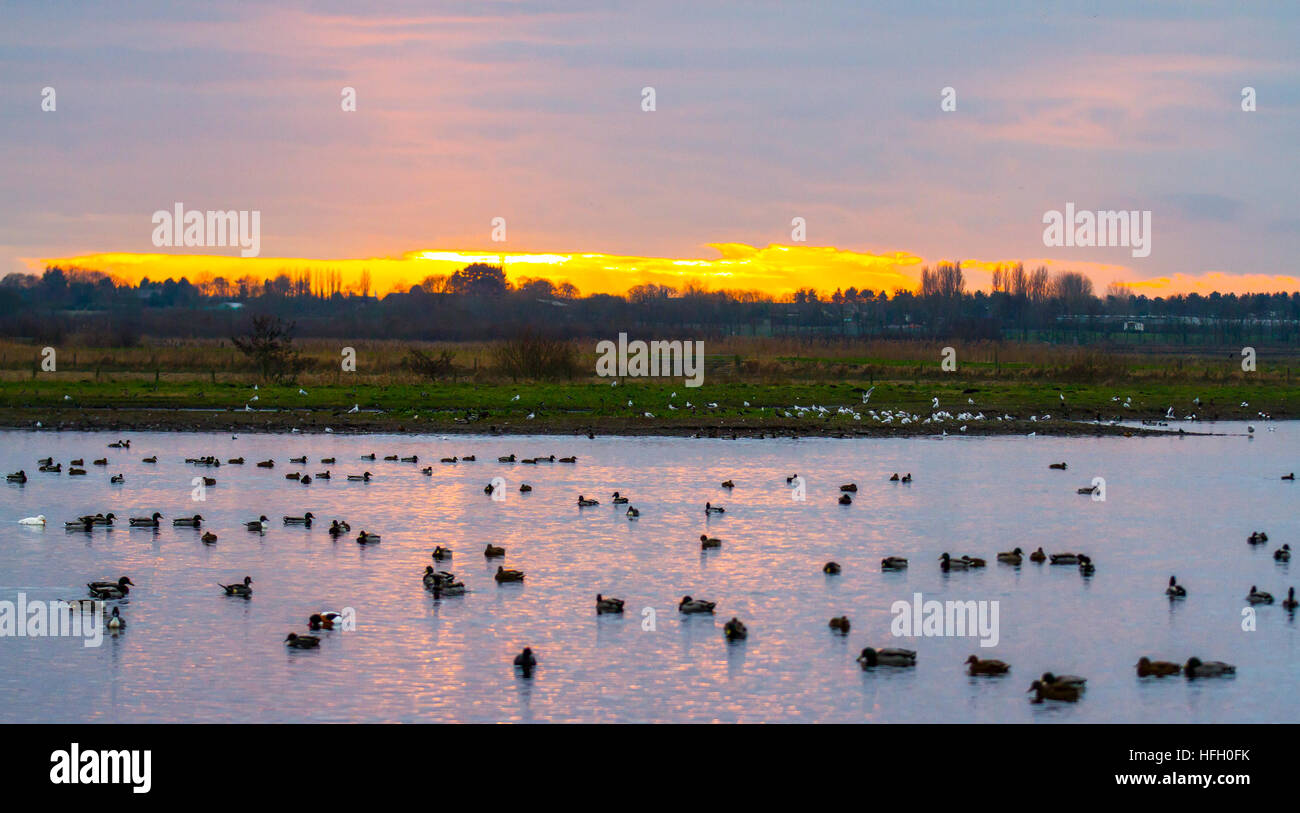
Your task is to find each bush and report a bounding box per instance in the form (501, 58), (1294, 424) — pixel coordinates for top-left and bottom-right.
(492, 329), (579, 380)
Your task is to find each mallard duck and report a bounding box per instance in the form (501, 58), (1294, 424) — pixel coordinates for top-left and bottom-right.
(498, 454), (516, 462)
(87, 576), (133, 599)
(1274, 544), (1291, 562)
(320, 457), (336, 464)
(65, 517), (93, 530)
(901, 473), (912, 483)
(92, 458), (107, 466)
(1049, 553), (1080, 565)
(1041, 672), (1087, 689)
(328, 520), (350, 535)
(513, 647), (537, 672)
(201, 531), (218, 543)
(1136, 657), (1181, 677)
(356, 531), (381, 544)
(705, 502), (725, 513)
(596, 594), (625, 613)
(361, 453), (376, 461)
(962, 556), (987, 567)
(966, 655), (1010, 675)
(308, 613), (334, 630)
(141, 456), (157, 464)
(283, 512), (314, 525)
(1166, 575), (1187, 598)
(519, 483), (532, 492)
(18, 514), (45, 525)
(346, 472), (372, 482)
(429, 579), (466, 596)
(202, 476), (216, 486)
(723, 618), (748, 640)
(423, 566), (456, 588)
(625, 506), (639, 518)
(400, 455), (418, 463)
(1283, 472), (1295, 480)
(699, 534), (721, 549)
(383, 455), (398, 461)
(997, 547), (1023, 564)
(1029, 547), (1047, 563)
(172, 514), (203, 527)
(254, 459), (273, 468)
(105, 606), (125, 630)
(285, 472), (300, 481)
(110, 473), (124, 483)
(823, 561), (841, 574)
(828, 616), (851, 633)
(1028, 679), (1080, 703)
(284, 632), (320, 649)
(227, 457), (244, 465)
(838, 494), (853, 505)
(431, 545), (453, 559)
(1248, 531), (1268, 545)
(678, 596), (716, 613)
(939, 553), (973, 571)
(1184, 657), (1235, 678)
(219, 576), (253, 596)
(1077, 554), (1096, 575)
(577, 495), (599, 507)
(721, 480), (735, 488)
(889, 473), (900, 481)
(68, 468), (87, 476)
(881, 556), (908, 570)
(858, 647), (917, 667)
(495, 566), (525, 582)
(440, 456), (458, 464)
(611, 491), (629, 504)
(6, 470), (27, 483)
(38, 463), (62, 472)
(1049, 462), (1067, 469)
(245, 515), (269, 531)
(1283, 587), (1299, 610)
(484, 543), (505, 558)
(129, 512), (163, 527)
(840, 483), (857, 492)
(1247, 585), (1274, 604)
(81, 513), (116, 525)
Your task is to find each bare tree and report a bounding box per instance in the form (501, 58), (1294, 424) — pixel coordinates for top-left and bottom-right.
(231, 315), (303, 383)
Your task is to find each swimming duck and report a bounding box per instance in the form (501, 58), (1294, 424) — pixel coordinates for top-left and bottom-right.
(721, 480), (735, 488)
(110, 473), (124, 483)
(611, 492), (629, 504)
(1049, 462), (1067, 469)
(356, 531), (381, 544)
(1041, 672), (1087, 689)
(881, 556), (908, 571)
(141, 456), (157, 464)
(383, 455), (398, 461)
(92, 458), (107, 466)
(1247, 585), (1273, 604)
(202, 476), (217, 486)
(68, 468), (87, 476)
(172, 514), (203, 527)
(1184, 657), (1235, 678)
(1274, 544), (1291, 562)
(361, 453), (376, 461)
(107, 440), (129, 449)
(1166, 575), (1187, 598)
(901, 473), (912, 483)
(308, 613), (334, 630)
(328, 520), (350, 536)
(283, 513), (314, 526)
(400, 455), (418, 463)
(65, 517), (94, 531)
(422, 566), (456, 588)
(498, 454), (516, 463)
(105, 606), (125, 630)
(723, 618), (748, 640)
(596, 594), (625, 614)
(495, 566), (525, 583)
(285, 472), (301, 481)
(828, 616), (851, 633)
(320, 458), (336, 465)
(347, 472), (372, 482)
(1049, 552), (1080, 565)
(625, 506), (639, 518)
(6, 470), (27, 483)
(440, 456), (458, 464)
(1284, 472), (1296, 480)
(966, 655), (1010, 675)
(18, 515), (45, 525)
(432, 545), (453, 559)
(787, 474), (799, 484)
(129, 512), (163, 527)
(513, 647), (537, 673)
(1248, 531), (1268, 545)
(290, 456), (307, 464)
(1077, 554), (1096, 576)
(838, 494), (853, 505)
(1136, 657), (1181, 677)
(1028, 679), (1080, 703)
(705, 502), (725, 514)
(87, 577), (133, 599)
(431, 579), (467, 596)
(284, 632), (320, 649)
(678, 596), (716, 614)
(997, 547), (1024, 564)
(858, 647), (917, 668)
(518, 483), (532, 492)
(823, 561), (842, 574)
(201, 531), (218, 544)
(484, 543), (505, 558)
(558, 456), (576, 463)
(1283, 587), (1298, 610)
(699, 534), (721, 549)
(577, 495), (599, 507)
(219, 576), (253, 596)
(889, 473), (900, 481)
(226, 457), (244, 465)
(939, 553), (972, 571)
(840, 483), (858, 492)
(1029, 547), (1046, 562)
(245, 515), (269, 531)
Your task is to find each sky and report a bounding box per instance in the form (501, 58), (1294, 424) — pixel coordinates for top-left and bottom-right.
(1, 1), (1297, 297)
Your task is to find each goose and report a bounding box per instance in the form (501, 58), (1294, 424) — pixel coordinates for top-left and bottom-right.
(105, 606), (125, 630)
(141, 456), (157, 464)
(1049, 553), (1080, 565)
(1048, 462), (1067, 470)
(966, 655), (1011, 675)
(284, 632), (320, 649)
(858, 647), (917, 668)
(256, 460), (274, 468)
(723, 618), (748, 640)
(705, 502), (725, 514)
(1166, 576), (1187, 598)
(1283, 587), (1298, 611)
(87, 577), (133, 599)
(498, 454), (516, 463)
(495, 566), (525, 583)
(129, 512), (163, 527)
(678, 596), (716, 614)
(596, 594), (625, 614)
(558, 456), (575, 463)
(1041, 672), (1087, 689)
(1136, 657), (1181, 677)
(1028, 680), (1080, 703)
(92, 458), (107, 466)
(172, 514), (203, 527)
(430, 545), (453, 560)
(484, 543), (505, 558)
(997, 547), (1024, 564)
(699, 534), (721, 550)
(227, 457), (244, 465)
(289, 456), (307, 464)
(838, 494), (852, 505)
(356, 531), (381, 544)
(721, 480), (735, 488)
(839, 483), (857, 492)
(219, 576), (253, 596)
(513, 647), (537, 672)
(328, 520), (350, 536)
(625, 506), (639, 518)
(939, 553), (972, 571)
(1029, 547), (1047, 563)
(518, 483), (532, 492)
(110, 474), (124, 483)
(1184, 657), (1235, 678)
(577, 495), (599, 507)
(245, 515), (270, 531)
(283, 513), (314, 526)
(1247, 585), (1274, 604)
(1274, 544), (1291, 562)
(347, 472), (372, 482)
(6, 470), (27, 483)
(823, 561), (842, 574)
(611, 492), (629, 504)
(828, 616), (851, 633)
(201, 531), (218, 544)
(881, 556), (908, 570)
(18, 515), (45, 526)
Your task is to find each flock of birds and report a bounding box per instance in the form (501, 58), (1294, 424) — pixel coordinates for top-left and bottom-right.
(7, 431), (1295, 702)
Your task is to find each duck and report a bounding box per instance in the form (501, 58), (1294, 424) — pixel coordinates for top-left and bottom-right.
(65, 517), (94, 531)
(513, 647), (537, 673)
(1040, 672), (1087, 689)
(611, 491), (629, 504)
(283, 513), (314, 526)
(823, 561), (841, 575)
(400, 455), (418, 463)
(227, 457), (244, 464)
(495, 566), (525, 583)
(107, 440), (129, 449)
(901, 473), (912, 483)
(440, 456), (458, 464)
(857, 647), (917, 668)
(141, 456), (157, 464)
(484, 543), (505, 558)
(1136, 657), (1181, 677)
(1282, 472), (1295, 480)
(889, 473), (900, 481)
(6, 470), (27, 483)
(18, 515), (45, 526)
(110, 473), (124, 483)
(245, 515), (269, 531)
(518, 484), (532, 492)
(997, 547), (1024, 564)
(558, 456), (576, 464)
(105, 606), (126, 630)
(422, 566), (456, 588)
(285, 472), (301, 481)
(828, 616), (851, 633)
(255, 459), (273, 468)
(939, 553), (972, 571)
(219, 576), (253, 596)
(1283, 587), (1299, 610)
(699, 534), (721, 550)
(320, 457), (336, 465)
(1077, 554), (1096, 576)
(201, 531), (218, 544)
(328, 520), (350, 536)
(38, 463), (62, 473)
(202, 476), (217, 486)
(721, 480), (735, 488)
(1247, 585), (1274, 604)
(129, 512), (163, 527)
(1028, 547), (1047, 563)
(625, 506), (640, 518)
(1166, 575), (1187, 598)
(87, 577), (133, 599)
(678, 596), (716, 614)
(577, 495), (599, 507)
(1248, 531), (1268, 545)
(92, 458), (107, 466)
(723, 618), (748, 640)
(68, 468), (87, 476)
(1028, 679), (1080, 703)
(839, 483), (857, 492)
(1184, 657), (1235, 678)
(881, 556), (908, 571)
(308, 613), (335, 631)
(361, 453), (376, 461)
(786, 473), (799, 484)
(596, 594), (625, 614)
(431, 545), (453, 559)
(289, 456), (307, 464)
(1048, 462), (1067, 470)
(355, 531), (381, 544)
(838, 494), (853, 505)
(38, 457), (53, 466)
(284, 632), (321, 649)
(705, 502), (725, 514)
(1274, 544), (1291, 562)
(88, 512), (118, 525)
(498, 454), (516, 463)
(347, 472), (373, 482)
(172, 514), (203, 527)
(966, 655), (1010, 675)
(383, 455), (398, 461)
(1049, 552), (1080, 565)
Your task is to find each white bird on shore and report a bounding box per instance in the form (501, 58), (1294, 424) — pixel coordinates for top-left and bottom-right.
(299, 388), (308, 395)
(348, 404), (359, 413)
(244, 404), (253, 412)
(863, 387), (875, 403)
(511, 394), (520, 401)
(1059, 393), (1065, 401)
(932, 397), (939, 408)
(626, 400), (632, 407)
(249, 395), (258, 402)
(526, 412), (535, 419)
(743, 401), (750, 407)
(968, 398), (974, 405)
(18, 515), (45, 525)
(1241, 401), (1249, 408)
(671, 392), (677, 399)
(644, 412), (655, 418)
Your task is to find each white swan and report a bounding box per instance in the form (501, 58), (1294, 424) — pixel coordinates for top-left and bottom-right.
(19, 515), (45, 526)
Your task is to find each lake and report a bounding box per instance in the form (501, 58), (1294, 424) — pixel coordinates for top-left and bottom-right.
(0, 423), (1294, 723)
